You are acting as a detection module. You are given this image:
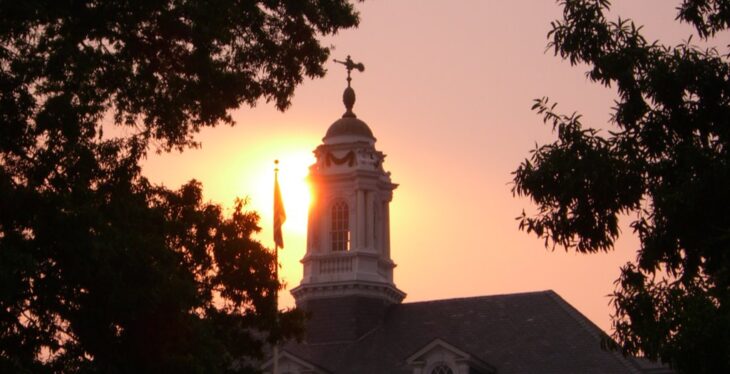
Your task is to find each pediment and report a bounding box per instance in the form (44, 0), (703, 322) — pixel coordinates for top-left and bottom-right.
(261, 350), (330, 374)
(406, 338), (495, 374)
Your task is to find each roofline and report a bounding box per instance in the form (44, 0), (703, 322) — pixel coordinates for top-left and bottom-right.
(400, 289), (556, 306)
(544, 290), (645, 374)
(398, 289), (655, 373)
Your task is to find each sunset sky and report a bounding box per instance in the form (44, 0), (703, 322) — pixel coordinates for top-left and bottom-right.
(141, 1), (725, 333)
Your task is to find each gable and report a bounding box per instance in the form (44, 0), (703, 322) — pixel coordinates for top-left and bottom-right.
(261, 350), (330, 374)
(406, 338), (495, 374)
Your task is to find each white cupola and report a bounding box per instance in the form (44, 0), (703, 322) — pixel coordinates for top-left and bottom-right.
(291, 57), (405, 306)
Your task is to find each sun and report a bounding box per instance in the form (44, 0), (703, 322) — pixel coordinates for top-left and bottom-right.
(217, 133), (319, 249)
(274, 153), (314, 235)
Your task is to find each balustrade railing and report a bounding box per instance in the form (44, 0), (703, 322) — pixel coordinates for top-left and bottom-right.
(319, 256), (353, 274)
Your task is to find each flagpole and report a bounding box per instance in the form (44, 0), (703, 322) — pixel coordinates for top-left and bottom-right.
(272, 160), (282, 374)
(274, 158), (279, 305)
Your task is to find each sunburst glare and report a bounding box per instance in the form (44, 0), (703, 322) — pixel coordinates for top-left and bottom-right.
(225, 138), (318, 243)
(274, 153), (314, 235)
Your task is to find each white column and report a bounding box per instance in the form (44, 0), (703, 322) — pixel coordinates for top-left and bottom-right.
(307, 207), (314, 253)
(365, 192), (374, 250)
(356, 190), (365, 249)
(384, 202), (391, 257)
(374, 200), (382, 253)
(319, 204), (327, 252)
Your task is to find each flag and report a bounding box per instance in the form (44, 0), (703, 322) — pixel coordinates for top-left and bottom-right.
(273, 167), (286, 249)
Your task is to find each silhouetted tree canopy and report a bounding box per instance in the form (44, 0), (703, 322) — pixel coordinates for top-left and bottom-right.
(513, 1), (729, 373)
(0, 0), (358, 372)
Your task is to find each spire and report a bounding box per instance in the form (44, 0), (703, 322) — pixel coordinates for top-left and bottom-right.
(333, 55), (365, 118)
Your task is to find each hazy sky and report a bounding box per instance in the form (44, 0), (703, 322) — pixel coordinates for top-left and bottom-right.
(142, 1), (725, 333)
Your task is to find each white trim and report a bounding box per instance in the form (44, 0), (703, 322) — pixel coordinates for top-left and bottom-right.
(291, 280), (405, 304)
(406, 338), (495, 374)
(426, 361), (456, 374)
(261, 350), (330, 374)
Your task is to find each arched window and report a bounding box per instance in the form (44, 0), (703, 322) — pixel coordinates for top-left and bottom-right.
(331, 200), (349, 251)
(430, 362), (454, 374)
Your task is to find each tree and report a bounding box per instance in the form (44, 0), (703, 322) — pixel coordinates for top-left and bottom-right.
(0, 0), (359, 372)
(512, 0), (729, 372)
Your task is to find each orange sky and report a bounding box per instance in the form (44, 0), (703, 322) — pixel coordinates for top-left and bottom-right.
(142, 1), (725, 333)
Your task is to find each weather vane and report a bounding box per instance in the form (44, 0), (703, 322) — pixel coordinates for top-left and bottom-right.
(333, 55), (365, 87)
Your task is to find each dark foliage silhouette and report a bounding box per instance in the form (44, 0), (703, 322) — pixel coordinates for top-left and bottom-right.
(513, 1), (729, 372)
(0, 0), (358, 372)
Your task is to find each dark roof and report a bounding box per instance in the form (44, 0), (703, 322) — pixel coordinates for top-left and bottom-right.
(282, 290), (656, 373)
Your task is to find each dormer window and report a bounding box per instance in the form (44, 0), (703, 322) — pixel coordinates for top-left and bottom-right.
(430, 363), (454, 374)
(331, 200), (350, 251)
(406, 338), (496, 374)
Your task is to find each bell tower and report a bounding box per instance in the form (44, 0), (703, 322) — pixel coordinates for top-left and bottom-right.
(291, 57), (405, 308)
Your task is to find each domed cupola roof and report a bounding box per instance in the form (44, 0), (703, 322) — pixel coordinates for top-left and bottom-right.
(323, 56), (375, 145)
(324, 86), (374, 142)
